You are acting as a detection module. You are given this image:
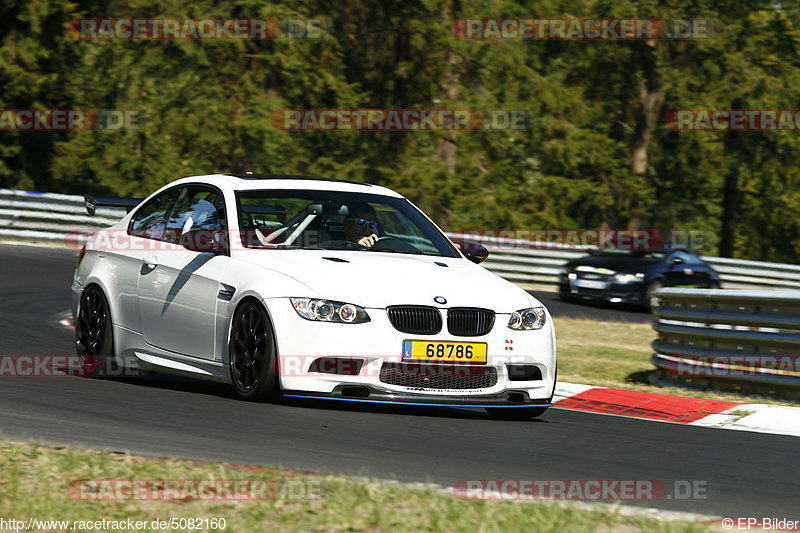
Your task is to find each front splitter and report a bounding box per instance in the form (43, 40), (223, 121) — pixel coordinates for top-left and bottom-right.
(283, 387), (553, 408)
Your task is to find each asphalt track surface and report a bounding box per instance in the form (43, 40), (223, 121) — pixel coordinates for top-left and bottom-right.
(0, 243), (797, 519)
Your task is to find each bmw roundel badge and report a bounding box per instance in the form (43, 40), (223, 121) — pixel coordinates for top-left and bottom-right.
(434, 296), (447, 304)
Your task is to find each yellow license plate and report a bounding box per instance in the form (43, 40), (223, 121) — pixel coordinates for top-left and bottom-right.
(402, 340), (487, 363)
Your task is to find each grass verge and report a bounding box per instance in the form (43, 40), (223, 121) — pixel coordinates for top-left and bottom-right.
(554, 316), (799, 406)
(0, 439), (717, 533)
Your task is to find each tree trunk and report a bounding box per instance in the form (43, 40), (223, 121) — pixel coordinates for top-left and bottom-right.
(434, 0), (459, 175)
(720, 99), (745, 258)
(719, 161), (739, 258)
(629, 39), (661, 231)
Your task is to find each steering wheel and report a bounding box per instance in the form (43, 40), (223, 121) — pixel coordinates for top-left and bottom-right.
(369, 236), (420, 253)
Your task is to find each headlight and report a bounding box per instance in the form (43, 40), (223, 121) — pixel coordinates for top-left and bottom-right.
(614, 273), (645, 284)
(508, 307), (547, 330)
(290, 298), (370, 324)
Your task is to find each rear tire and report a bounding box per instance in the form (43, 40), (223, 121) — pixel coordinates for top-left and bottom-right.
(485, 406), (549, 420)
(75, 285), (116, 377)
(229, 300), (280, 401)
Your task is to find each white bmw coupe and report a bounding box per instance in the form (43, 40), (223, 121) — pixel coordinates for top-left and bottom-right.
(72, 174), (557, 419)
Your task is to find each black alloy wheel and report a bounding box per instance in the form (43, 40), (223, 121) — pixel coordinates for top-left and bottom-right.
(75, 285), (115, 376)
(229, 300), (279, 401)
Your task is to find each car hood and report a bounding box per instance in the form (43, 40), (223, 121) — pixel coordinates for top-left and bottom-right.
(567, 255), (658, 274)
(243, 250), (536, 311)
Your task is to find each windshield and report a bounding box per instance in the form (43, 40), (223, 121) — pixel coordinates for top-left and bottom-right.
(590, 250), (666, 262)
(235, 190), (459, 257)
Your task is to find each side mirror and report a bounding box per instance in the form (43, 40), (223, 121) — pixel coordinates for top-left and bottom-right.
(180, 229), (227, 253)
(452, 239), (489, 264)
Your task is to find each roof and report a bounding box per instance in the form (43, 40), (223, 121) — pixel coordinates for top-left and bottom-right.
(225, 172), (370, 186)
(163, 173), (403, 198)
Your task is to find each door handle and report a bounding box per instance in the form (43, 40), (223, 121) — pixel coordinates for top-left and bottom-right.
(143, 255), (158, 269)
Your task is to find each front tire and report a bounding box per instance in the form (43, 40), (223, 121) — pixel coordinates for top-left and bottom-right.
(229, 300), (280, 401)
(75, 285), (116, 377)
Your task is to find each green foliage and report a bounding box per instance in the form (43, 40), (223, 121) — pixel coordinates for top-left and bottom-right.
(1, 0), (799, 261)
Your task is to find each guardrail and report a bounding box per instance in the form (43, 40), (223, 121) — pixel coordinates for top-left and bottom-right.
(0, 189), (120, 243)
(448, 232), (800, 291)
(447, 231), (593, 287)
(651, 288), (800, 390)
(1, 188), (799, 290)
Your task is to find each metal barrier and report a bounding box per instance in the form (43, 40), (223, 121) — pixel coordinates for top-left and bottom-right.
(1, 188), (799, 290)
(447, 232), (591, 286)
(0, 189), (119, 243)
(700, 256), (800, 290)
(448, 232), (800, 291)
(651, 288), (800, 389)
(448, 233), (800, 289)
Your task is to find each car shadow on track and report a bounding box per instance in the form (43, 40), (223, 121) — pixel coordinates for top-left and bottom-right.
(95, 373), (549, 422)
(279, 396), (550, 423)
(98, 373), (239, 400)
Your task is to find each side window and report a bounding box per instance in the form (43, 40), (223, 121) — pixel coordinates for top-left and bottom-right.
(128, 188), (181, 240)
(683, 252), (704, 265)
(163, 187), (227, 244)
(672, 251), (701, 265)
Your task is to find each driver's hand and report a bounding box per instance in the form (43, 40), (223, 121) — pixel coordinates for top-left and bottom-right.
(358, 234), (379, 247)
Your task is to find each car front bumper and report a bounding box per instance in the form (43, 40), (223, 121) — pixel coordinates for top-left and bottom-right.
(263, 298), (557, 404)
(558, 280), (646, 305)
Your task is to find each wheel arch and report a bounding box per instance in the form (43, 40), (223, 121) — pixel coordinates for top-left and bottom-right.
(225, 294), (282, 399)
(79, 259), (123, 330)
(75, 281), (118, 360)
(223, 293), (278, 367)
